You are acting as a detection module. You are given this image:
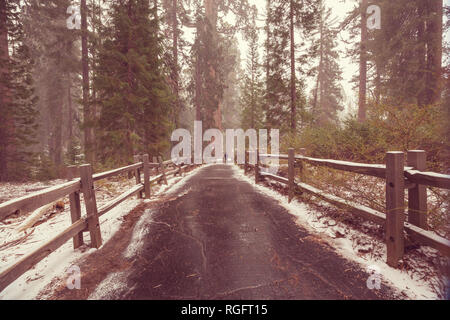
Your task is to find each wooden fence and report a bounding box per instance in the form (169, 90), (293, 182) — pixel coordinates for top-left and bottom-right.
(0, 155), (196, 292)
(244, 148), (450, 267)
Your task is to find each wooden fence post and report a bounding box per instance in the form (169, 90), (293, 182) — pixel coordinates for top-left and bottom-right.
(385, 152), (405, 267)
(255, 149), (260, 184)
(79, 164), (102, 249)
(153, 156), (160, 183)
(67, 166), (83, 249)
(159, 156), (168, 185)
(142, 154), (151, 199)
(298, 148), (306, 183)
(288, 148), (294, 203)
(134, 155), (143, 199)
(244, 150), (249, 173)
(407, 150), (427, 229)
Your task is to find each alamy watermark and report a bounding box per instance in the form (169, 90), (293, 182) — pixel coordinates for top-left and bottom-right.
(66, 5), (81, 30)
(66, 265), (81, 290)
(366, 265), (381, 290)
(367, 4), (381, 30)
(171, 121), (280, 174)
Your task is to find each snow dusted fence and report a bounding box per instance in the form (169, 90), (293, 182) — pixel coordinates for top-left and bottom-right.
(0, 155), (194, 292)
(245, 148), (450, 268)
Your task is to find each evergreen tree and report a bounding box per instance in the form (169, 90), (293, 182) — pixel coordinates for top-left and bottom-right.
(191, 12), (225, 129)
(240, 7), (264, 130)
(264, 0), (319, 131)
(187, 0), (251, 130)
(342, 0), (445, 109)
(0, 1), (39, 181)
(22, 0), (81, 170)
(94, 0), (173, 165)
(222, 37), (242, 129)
(310, 3), (343, 125)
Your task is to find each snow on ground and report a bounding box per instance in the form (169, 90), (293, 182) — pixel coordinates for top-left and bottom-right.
(0, 165), (204, 300)
(123, 164), (209, 260)
(231, 164), (445, 300)
(87, 271), (134, 300)
(0, 180), (67, 204)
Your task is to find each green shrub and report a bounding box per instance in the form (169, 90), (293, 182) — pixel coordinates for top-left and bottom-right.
(287, 102), (448, 171)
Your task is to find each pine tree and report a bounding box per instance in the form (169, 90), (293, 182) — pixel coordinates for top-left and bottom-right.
(81, 0), (95, 163)
(240, 6), (263, 130)
(191, 12), (225, 129)
(187, 0), (251, 130)
(264, 0), (319, 131)
(22, 0), (81, 170)
(222, 38), (242, 129)
(342, 0), (445, 109)
(0, 0), (39, 181)
(94, 0), (173, 165)
(310, 3), (343, 125)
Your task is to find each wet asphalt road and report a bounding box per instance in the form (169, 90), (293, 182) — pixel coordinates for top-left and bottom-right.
(115, 164), (392, 299)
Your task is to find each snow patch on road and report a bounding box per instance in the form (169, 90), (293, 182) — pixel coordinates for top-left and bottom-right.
(123, 165), (208, 259)
(231, 165), (442, 300)
(88, 271), (133, 300)
(123, 209), (154, 259)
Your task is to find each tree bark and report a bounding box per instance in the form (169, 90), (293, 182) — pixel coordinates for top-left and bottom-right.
(289, 0), (296, 131)
(68, 85), (73, 141)
(0, 1), (13, 180)
(425, 0), (443, 105)
(265, 0), (271, 127)
(251, 55), (255, 129)
(81, 0), (93, 163)
(416, 0), (427, 106)
(358, 0), (368, 122)
(204, 0), (221, 129)
(195, 21), (202, 122)
(315, 8), (324, 123)
(172, 0), (180, 127)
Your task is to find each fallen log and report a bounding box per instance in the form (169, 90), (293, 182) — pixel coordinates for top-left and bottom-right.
(16, 202), (57, 233)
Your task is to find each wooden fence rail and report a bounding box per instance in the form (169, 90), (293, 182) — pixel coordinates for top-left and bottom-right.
(247, 148), (450, 267)
(0, 155), (197, 292)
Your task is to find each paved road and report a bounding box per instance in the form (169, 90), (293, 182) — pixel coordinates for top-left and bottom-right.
(111, 164), (393, 299)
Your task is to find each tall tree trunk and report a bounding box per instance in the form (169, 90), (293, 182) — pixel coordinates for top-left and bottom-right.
(195, 21), (202, 122)
(68, 85), (73, 141)
(358, 0), (368, 122)
(81, 0), (93, 163)
(416, 0), (427, 106)
(375, 63), (381, 105)
(265, 0), (271, 127)
(204, 0), (221, 129)
(425, 0), (443, 105)
(126, 1), (135, 161)
(48, 75), (64, 167)
(0, 0), (12, 180)
(251, 55), (255, 128)
(314, 8), (324, 123)
(289, 0), (296, 131)
(172, 0), (180, 127)
(204, 0), (218, 27)
(53, 94), (63, 166)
